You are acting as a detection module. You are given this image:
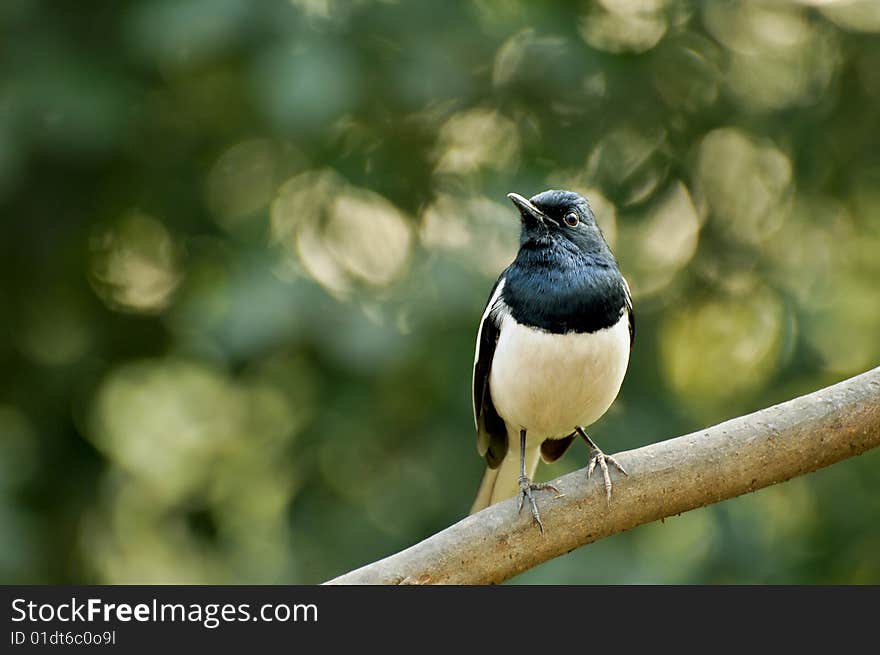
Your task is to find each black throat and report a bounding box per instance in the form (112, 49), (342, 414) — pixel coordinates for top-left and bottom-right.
(501, 236), (627, 335)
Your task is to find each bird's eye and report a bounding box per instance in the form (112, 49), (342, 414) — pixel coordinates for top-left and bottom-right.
(564, 212), (579, 227)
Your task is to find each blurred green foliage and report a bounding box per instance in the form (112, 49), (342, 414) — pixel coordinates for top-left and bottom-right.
(1, 0), (879, 584)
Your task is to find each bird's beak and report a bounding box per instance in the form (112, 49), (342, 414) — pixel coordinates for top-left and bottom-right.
(507, 192), (555, 227)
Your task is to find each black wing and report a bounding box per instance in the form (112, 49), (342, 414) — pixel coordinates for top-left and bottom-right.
(540, 433), (576, 463)
(472, 275), (508, 469)
(622, 276), (635, 349)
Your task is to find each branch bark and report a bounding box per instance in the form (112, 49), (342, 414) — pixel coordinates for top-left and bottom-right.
(326, 366), (880, 585)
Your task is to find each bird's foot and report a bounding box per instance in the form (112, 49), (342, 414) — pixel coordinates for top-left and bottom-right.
(586, 445), (627, 503)
(517, 476), (560, 533)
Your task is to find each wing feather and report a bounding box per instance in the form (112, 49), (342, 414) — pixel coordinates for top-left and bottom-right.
(622, 276), (635, 348)
(472, 276), (508, 468)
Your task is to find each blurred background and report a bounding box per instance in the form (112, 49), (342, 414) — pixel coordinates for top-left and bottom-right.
(2, 0), (879, 585)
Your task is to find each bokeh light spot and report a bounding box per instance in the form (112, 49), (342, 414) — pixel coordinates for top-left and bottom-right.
(813, 0), (880, 34)
(419, 193), (517, 276)
(271, 169), (413, 298)
(83, 357), (304, 583)
(88, 211), (183, 315)
(433, 108), (520, 175)
(90, 359), (240, 498)
(705, 3), (840, 111)
(579, 0), (669, 54)
(619, 181), (700, 299)
(695, 128), (792, 245)
(492, 29), (568, 87)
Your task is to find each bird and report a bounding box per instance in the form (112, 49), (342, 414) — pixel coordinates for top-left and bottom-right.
(470, 189), (634, 531)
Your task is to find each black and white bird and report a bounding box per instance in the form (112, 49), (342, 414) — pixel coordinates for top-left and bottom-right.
(470, 189), (634, 531)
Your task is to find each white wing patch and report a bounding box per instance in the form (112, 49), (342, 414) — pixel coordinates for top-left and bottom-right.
(472, 277), (506, 428)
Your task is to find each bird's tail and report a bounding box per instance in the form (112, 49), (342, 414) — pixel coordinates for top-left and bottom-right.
(470, 438), (541, 514)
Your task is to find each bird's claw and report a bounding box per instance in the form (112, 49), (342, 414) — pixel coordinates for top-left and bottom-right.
(517, 476), (560, 534)
(586, 447), (628, 503)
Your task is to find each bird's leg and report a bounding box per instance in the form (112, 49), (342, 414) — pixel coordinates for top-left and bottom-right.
(576, 426), (627, 503)
(517, 428), (560, 533)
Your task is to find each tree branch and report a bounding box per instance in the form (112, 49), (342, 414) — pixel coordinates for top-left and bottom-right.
(325, 366), (880, 585)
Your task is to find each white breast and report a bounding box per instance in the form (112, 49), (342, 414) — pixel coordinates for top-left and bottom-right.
(489, 311), (630, 439)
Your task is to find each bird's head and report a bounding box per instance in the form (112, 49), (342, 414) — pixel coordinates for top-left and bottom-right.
(507, 189), (611, 258)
